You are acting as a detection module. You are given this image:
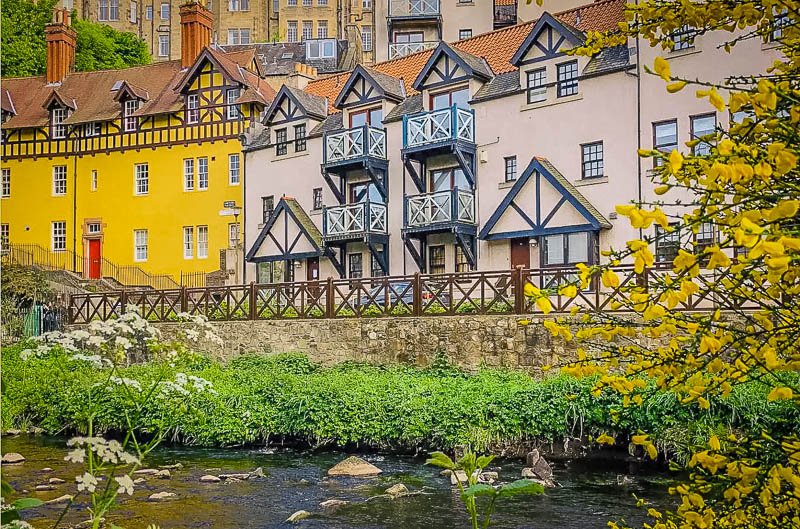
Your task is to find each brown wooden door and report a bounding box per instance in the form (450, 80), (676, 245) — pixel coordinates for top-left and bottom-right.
(307, 257), (319, 281)
(510, 238), (530, 269)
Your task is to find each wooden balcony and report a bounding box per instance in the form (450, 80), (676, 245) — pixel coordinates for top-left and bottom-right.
(388, 0), (440, 18)
(322, 201), (388, 243)
(323, 125), (387, 171)
(403, 188), (476, 235)
(402, 105), (475, 154)
(388, 41), (438, 59)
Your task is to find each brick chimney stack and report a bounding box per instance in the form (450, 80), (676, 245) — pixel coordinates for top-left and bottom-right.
(180, 2), (213, 69)
(45, 8), (77, 85)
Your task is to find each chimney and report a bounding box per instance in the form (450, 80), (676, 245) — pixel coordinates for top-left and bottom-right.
(45, 8), (77, 85)
(180, 1), (213, 69)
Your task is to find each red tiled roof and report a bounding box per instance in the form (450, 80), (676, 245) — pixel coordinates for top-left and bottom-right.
(305, 0), (626, 111)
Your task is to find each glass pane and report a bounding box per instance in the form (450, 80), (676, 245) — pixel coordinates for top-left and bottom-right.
(544, 235), (564, 265)
(568, 232), (589, 263)
(451, 88), (470, 109)
(655, 122), (677, 150)
(431, 93), (450, 110)
(350, 111), (367, 128)
(430, 170), (450, 192)
(369, 108), (383, 125)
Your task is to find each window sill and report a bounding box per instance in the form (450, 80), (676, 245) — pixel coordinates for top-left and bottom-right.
(573, 176), (609, 187)
(498, 181), (516, 190)
(272, 151), (309, 162)
(520, 93), (582, 112)
(456, 1), (475, 5)
(667, 48), (701, 60)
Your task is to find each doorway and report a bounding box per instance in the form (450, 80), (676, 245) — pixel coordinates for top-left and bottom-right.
(88, 239), (102, 279)
(306, 257), (319, 281)
(510, 237), (530, 269)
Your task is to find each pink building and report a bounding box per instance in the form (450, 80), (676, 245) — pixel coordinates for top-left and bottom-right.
(242, 0), (780, 284)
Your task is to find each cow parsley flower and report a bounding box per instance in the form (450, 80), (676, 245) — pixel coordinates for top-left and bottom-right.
(76, 472), (98, 493)
(115, 475), (135, 495)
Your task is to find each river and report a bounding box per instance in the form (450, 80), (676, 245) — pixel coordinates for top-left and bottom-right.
(2, 435), (675, 529)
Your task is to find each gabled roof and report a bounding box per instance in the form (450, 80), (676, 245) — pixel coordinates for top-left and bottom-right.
(333, 64), (405, 108)
(479, 157), (611, 241)
(262, 84), (328, 124)
(112, 80), (150, 102)
(42, 89), (76, 110)
(412, 42), (492, 91)
(1, 90), (16, 116)
(246, 197), (323, 263)
(510, 12), (585, 66)
(221, 40), (350, 76)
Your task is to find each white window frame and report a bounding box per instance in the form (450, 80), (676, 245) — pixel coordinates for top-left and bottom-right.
(526, 68), (547, 104)
(228, 223), (240, 249)
(134, 229), (148, 262)
(52, 166), (67, 196)
(51, 107), (68, 139)
(146, 5), (153, 19)
(228, 153), (240, 185)
(361, 26), (372, 51)
(186, 93), (199, 123)
(84, 122), (101, 137)
(134, 163), (149, 195)
(226, 88), (241, 119)
(52, 221), (67, 252)
(123, 99), (139, 132)
(317, 21), (328, 39)
(99, 0), (109, 20)
(287, 21), (298, 43)
(1, 168), (9, 198)
(184, 158), (195, 191)
(197, 225), (209, 259)
(160, 2), (169, 19)
(198, 157), (209, 190)
(158, 34), (170, 57)
(130, 1), (137, 23)
(183, 226), (194, 259)
(302, 20), (313, 41)
(91, 170), (98, 191)
(109, 0), (119, 20)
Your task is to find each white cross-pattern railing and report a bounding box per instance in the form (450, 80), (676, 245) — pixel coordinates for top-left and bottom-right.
(405, 189), (476, 228)
(403, 105), (475, 149)
(324, 202), (388, 238)
(388, 41), (438, 59)
(389, 0), (440, 17)
(324, 126), (387, 164)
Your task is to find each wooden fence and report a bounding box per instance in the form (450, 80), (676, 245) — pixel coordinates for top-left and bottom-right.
(67, 265), (740, 325)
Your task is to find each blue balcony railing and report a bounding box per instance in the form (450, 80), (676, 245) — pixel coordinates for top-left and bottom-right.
(404, 188), (476, 230)
(389, 0), (440, 17)
(402, 105), (475, 149)
(323, 126), (387, 166)
(323, 201), (388, 240)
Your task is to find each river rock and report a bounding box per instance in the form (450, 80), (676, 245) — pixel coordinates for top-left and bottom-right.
(249, 467), (266, 479)
(385, 483), (409, 498)
(320, 499), (349, 511)
(440, 469), (452, 477)
(2, 452), (25, 464)
(48, 477), (66, 485)
(327, 456), (382, 477)
(450, 470), (468, 485)
(286, 510), (311, 523)
(159, 463), (183, 470)
(148, 491), (176, 501)
(42, 467), (53, 472)
(29, 427), (44, 435)
(155, 470), (171, 479)
(200, 475), (221, 483)
(521, 468), (556, 488)
(35, 485), (56, 491)
(525, 450), (554, 481)
(134, 468), (160, 475)
(218, 473), (251, 480)
(133, 478), (146, 484)
(4, 429), (21, 436)
(45, 494), (73, 505)
(479, 471), (498, 483)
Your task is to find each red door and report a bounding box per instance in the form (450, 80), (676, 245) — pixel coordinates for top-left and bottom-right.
(510, 238), (530, 269)
(88, 239), (102, 279)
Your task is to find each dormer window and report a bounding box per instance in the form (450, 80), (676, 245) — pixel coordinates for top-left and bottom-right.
(51, 107), (68, 139)
(526, 68), (547, 104)
(186, 94), (199, 124)
(556, 60), (578, 98)
(123, 99), (140, 131)
(226, 89), (241, 120)
(349, 106), (382, 127)
(430, 86), (469, 110)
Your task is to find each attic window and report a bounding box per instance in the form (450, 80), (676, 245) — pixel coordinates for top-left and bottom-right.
(306, 39), (336, 59)
(51, 107), (69, 139)
(123, 99), (140, 132)
(111, 80), (124, 91)
(281, 52), (294, 59)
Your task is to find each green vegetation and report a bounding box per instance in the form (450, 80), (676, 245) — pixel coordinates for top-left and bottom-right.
(0, 264), (52, 339)
(3, 346), (798, 456)
(1, 0), (150, 78)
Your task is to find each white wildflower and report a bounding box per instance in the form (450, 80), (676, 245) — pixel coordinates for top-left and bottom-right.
(65, 448), (86, 464)
(76, 472), (98, 493)
(109, 376), (142, 391)
(69, 354), (109, 368)
(115, 475), (135, 495)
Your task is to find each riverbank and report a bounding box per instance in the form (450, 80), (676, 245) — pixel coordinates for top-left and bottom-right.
(3, 345), (797, 458)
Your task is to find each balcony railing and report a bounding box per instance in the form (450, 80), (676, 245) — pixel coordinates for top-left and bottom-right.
(405, 188), (476, 229)
(389, 0), (440, 17)
(388, 41), (438, 59)
(323, 201), (388, 239)
(323, 126), (387, 165)
(403, 105), (475, 149)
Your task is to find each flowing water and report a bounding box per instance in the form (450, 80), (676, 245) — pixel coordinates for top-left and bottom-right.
(2, 435), (676, 529)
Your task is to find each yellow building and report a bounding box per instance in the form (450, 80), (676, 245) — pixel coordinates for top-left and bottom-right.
(0, 4), (275, 287)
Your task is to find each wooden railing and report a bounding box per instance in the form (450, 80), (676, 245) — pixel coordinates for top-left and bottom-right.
(67, 265), (744, 324)
(323, 126), (387, 165)
(389, 0), (440, 17)
(405, 188), (475, 229)
(403, 105), (475, 149)
(388, 41), (438, 59)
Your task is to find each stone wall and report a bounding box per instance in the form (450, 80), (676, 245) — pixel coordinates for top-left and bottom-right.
(154, 315), (578, 370)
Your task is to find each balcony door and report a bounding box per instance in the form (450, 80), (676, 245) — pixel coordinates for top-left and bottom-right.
(431, 86), (470, 110)
(349, 182), (383, 204)
(349, 106), (383, 128)
(393, 31), (423, 44)
(430, 167), (469, 192)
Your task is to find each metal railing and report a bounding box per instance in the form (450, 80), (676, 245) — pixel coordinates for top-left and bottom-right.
(403, 105), (475, 149)
(322, 201), (388, 239)
(68, 265), (747, 324)
(494, 0), (517, 27)
(405, 188), (476, 228)
(323, 126), (387, 164)
(389, 0), (440, 17)
(388, 41), (438, 59)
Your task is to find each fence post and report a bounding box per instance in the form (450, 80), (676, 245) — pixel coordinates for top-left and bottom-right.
(412, 272), (422, 317)
(325, 277), (334, 318)
(249, 282), (257, 320)
(180, 286), (188, 313)
(513, 266), (525, 315)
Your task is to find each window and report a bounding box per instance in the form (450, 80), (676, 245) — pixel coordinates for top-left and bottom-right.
(349, 106), (383, 127)
(130, 1), (137, 23)
(198, 157), (208, 190)
(362, 0), (371, 7)
(227, 28), (251, 44)
(273, 0), (278, 11)
(348, 253), (363, 279)
(63, 0), (73, 9)
(275, 128), (288, 156)
(197, 226), (208, 259)
(1, 224), (8, 252)
(318, 0), (327, 5)
(287, 0), (296, 5)
(526, 68), (547, 104)
(428, 245), (446, 274)
(99, 0), (109, 20)
(52, 221), (67, 252)
(458, 29), (472, 40)
(694, 222), (716, 255)
(239, 28), (251, 44)
(123, 99), (140, 131)
(109, 0), (119, 19)
(581, 141), (604, 178)
(1, 168), (9, 198)
(504, 156), (517, 182)
(691, 114), (716, 156)
(53, 166), (67, 196)
(229, 0), (249, 9)
(183, 226), (194, 258)
(653, 120), (678, 166)
(317, 21), (328, 39)
(186, 94), (199, 123)
(226, 88), (241, 119)
(228, 223), (240, 248)
(431, 87), (470, 110)
(146, 5), (153, 19)
(671, 25), (694, 50)
(184, 159), (195, 190)
(307, 38), (336, 59)
(158, 35), (169, 57)
(302, 21), (313, 41)
(229, 154), (240, 185)
(51, 107), (68, 139)
(556, 60), (579, 97)
(429, 167), (468, 192)
(371, 250), (385, 277)
(302, 0), (311, 5)
(772, 10), (790, 41)
(287, 21), (298, 43)
(134, 229), (148, 261)
(312, 187), (323, 210)
(455, 246), (470, 273)
(655, 224), (680, 263)
(160, 2), (169, 18)
(294, 123), (307, 152)
(543, 232), (590, 266)
(87, 222), (101, 234)
(262, 196), (274, 223)
(91, 170), (98, 191)
(134, 163), (149, 195)
(361, 26), (372, 51)
(84, 122), (101, 137)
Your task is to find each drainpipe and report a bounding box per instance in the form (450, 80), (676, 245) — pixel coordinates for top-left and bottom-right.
(242, 146), (248, 283)
(72, 147), (78, 273)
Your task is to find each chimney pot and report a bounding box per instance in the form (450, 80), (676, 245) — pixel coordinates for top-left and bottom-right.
(45, 7), (77, 85)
